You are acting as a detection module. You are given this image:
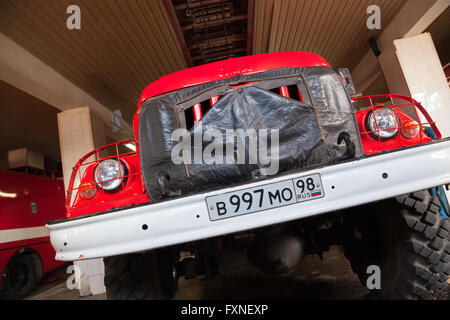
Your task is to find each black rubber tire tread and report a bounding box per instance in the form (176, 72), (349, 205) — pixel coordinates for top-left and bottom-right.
(0, 253), (38, 300)
(104, 252), (168, 300)
(343, 190), (449, 300)
(394, 191), (449, 299)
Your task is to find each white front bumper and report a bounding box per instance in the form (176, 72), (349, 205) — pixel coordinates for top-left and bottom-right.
(48, 141), (450, 261)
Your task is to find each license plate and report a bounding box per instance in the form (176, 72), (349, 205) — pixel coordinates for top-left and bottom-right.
(206, 173), (324, 221)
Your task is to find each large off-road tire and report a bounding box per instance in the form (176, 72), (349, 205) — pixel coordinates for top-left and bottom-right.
(0, 254), (38, 300)
(104, 251), (178, 300)
(343, 190), (449, 299)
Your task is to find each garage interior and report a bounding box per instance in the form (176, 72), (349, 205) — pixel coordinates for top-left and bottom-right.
(0, 0), (449, 300)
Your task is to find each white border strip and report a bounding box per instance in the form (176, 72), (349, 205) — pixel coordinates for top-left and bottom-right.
(0, 226), (49, 245)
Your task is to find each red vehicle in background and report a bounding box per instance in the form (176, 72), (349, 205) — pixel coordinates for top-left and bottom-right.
(0, 170), (66, 299)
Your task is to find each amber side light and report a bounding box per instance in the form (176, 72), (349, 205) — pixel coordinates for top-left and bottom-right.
(401, 120), (420, 139)
(78, 181), (97, 200)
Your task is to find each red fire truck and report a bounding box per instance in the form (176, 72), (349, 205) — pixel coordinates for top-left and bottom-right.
(0, 170), (66, 299)
(48, 51), (449, 300)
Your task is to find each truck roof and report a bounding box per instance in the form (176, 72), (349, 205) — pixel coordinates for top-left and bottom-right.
(138, 51), (331, 109)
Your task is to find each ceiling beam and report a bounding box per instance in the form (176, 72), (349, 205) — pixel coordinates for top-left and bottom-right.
(181, 14), (248, 31)
(188, 25), (244, 41)
(0, 33), (133, 142)
(189, 34), (247, 49)
(247, 0), (256, 55)
(162, 0), (194, 68)
(192, 47), (246, 62)
(174, 0), (225, 10)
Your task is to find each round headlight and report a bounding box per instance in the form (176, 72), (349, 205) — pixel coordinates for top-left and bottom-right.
(94, 159), (126, 191)
(366, 108), (400, 139)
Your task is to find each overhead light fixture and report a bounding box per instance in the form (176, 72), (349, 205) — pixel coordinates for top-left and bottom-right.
(0, 191), (17, 198)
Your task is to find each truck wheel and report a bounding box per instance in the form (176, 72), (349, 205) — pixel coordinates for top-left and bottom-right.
(104, 251), (178, 300)
(0, 254), (38, 299)
(343, 190), (449, 299)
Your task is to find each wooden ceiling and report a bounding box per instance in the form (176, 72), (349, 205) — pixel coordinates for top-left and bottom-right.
(0, 0), (186, 122)
(254, 0), (408, 70)
(0, 0), (409, 123)
(0, 80), (61, 169)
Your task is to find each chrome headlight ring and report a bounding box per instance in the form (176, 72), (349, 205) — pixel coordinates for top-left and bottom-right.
(365, 107), (401, 140)
(94, 159), (128, 191)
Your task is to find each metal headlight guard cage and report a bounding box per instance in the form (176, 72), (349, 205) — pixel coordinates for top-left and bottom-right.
(352, 94), (442, 145)
(65, 139), (143, 210)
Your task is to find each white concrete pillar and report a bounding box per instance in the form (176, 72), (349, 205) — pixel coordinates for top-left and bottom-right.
(57, 106), (107, 296)
(379, 33), (450, 137)
(379, 32), (450, 202)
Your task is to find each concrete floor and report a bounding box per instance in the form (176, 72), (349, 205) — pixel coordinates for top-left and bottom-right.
(26, 245), (449, 300)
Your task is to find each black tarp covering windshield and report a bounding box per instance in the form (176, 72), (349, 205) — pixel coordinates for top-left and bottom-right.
(139, 67), (363, 201)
